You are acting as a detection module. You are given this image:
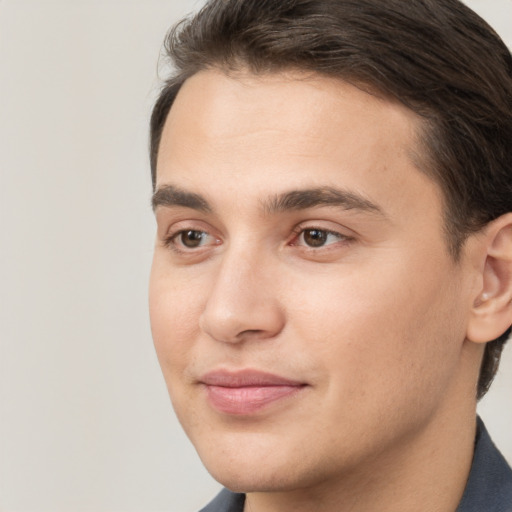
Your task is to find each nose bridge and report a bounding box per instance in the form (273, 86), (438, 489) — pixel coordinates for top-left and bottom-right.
(199, 241), (284, 343)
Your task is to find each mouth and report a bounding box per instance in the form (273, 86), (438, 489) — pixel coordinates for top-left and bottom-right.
(199, 369), (307, 415)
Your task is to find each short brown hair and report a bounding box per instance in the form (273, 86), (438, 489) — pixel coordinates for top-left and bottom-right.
(150, 0), (512, 398)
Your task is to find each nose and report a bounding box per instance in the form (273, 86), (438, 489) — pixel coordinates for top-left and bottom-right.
(199, 250), (285, 344)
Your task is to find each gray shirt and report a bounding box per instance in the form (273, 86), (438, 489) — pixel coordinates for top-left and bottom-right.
(200, 418), (512, 512)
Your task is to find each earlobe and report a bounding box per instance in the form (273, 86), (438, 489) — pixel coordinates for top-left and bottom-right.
(466, 213), (512, 344)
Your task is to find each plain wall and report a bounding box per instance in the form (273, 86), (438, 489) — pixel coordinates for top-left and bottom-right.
(0, 1), (510, 511)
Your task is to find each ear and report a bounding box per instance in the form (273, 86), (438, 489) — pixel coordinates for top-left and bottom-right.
(466, 213), (512, 343)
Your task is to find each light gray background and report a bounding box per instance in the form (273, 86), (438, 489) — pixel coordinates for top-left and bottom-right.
(0, 1), (510, 511)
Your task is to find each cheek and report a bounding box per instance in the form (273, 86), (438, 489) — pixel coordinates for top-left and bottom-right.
(149, 265), (209, 433)
(285, 254), (466, 401)
(148, 259), (205, 373)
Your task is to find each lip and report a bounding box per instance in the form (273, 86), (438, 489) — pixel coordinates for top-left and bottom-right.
(200, 369), (307, 415)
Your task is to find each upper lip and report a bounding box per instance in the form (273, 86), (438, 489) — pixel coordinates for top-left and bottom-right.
(199, 369), (305, 388)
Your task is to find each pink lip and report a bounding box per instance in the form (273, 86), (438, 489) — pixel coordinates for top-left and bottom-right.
(200, 370), (306, 415)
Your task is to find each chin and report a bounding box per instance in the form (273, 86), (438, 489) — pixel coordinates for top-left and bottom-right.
(203, 450), (281, 490)
(196, 436), (328, 494)
(206, 466), (296, 494)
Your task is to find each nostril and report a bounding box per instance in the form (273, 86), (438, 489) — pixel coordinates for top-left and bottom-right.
(200, 302), (285, 344)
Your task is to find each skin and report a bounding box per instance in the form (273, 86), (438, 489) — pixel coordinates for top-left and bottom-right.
(149, 69), (494, 512)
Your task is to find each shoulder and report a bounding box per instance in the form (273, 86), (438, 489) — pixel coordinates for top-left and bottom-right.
(456, 417), (512, 512)
(199, 488), (245, 512)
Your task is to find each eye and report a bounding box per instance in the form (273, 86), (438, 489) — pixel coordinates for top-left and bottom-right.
(178, 230), (209, 248)
(164, 229), (219, 252)
(296, 228), (348, 248)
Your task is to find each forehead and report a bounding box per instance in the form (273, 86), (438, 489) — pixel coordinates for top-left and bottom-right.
(159, 69), (421, 163)
(156, 69), (440, 223)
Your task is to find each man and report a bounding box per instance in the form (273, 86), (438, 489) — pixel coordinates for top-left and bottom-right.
(148, 1), (512, 510)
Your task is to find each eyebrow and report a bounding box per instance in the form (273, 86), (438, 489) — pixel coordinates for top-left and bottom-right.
(265, 187), (384, 216)
(152, 185), (212, 213)
(152, 184), (384, 217)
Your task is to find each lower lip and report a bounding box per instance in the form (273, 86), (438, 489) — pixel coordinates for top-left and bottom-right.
(205, 385), (304, 415)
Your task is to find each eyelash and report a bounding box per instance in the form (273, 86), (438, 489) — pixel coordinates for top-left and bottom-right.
(290, 226), (352, 249)
(163, 224), (353, 256)
(163, 229), (217, 253)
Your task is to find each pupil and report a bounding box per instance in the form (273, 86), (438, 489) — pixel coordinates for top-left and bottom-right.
(304, 229), (327, 247)
(182, 230), (203, 248)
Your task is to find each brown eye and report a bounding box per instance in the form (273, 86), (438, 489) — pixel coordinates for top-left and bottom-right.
(302, 229), (329, 247)
(296, 228), (347, 249)
(180, 230), (207, 248)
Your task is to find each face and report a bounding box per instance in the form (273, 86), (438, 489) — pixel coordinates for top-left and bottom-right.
(149, 69), (477, 493)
